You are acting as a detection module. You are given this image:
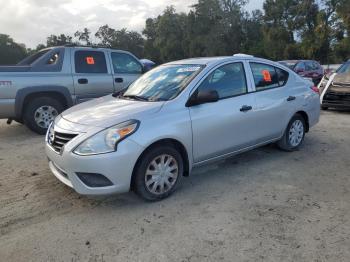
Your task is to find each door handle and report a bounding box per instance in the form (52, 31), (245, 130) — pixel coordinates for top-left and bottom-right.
(240, 105), (252, 112)
(115, 78), (124, 83)
(78, 78), (88, 84)
(287, 96), (296, 101)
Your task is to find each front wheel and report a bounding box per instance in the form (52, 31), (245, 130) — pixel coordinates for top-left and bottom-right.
(23, 97), (64, 135)
(277, 114), (306, 151)
(133, 146), (183, 201)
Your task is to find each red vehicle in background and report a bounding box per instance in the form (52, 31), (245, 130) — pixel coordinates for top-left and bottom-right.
(278, 60), (324, 85)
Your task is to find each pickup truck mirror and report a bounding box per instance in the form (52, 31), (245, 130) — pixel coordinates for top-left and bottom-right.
(186, 89), (219, 107)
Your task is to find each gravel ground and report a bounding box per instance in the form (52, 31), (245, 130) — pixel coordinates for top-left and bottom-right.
(0, 111), (349, 262)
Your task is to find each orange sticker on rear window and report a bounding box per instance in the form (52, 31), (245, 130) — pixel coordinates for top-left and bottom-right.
(262, 70), (271, 82)
(86, 57), (95, 65)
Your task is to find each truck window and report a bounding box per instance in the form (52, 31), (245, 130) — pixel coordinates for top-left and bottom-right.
(75, 51), (107, 74)
(47, 52), (60, 65)
(17, 49), (51, 65)
(111, 52), (142, 74)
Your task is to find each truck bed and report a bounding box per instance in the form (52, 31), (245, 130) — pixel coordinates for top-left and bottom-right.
(0, 66), (31, 72)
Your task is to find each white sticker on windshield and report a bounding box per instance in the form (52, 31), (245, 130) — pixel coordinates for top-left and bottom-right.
(177, 66), (201, 73)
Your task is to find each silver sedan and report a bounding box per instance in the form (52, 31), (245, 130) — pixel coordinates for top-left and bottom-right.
(46, 54), (320, 201)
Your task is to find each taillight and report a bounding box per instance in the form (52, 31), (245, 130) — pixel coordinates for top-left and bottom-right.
(311, 86), (319, 94)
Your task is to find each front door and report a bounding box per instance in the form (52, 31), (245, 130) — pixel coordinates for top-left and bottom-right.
(110, 52), (143, 92)
(189, 62), (257, 163)
(72, 50), (114, 103)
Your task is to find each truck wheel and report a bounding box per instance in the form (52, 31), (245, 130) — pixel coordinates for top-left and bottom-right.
(23, 97), (64, 135)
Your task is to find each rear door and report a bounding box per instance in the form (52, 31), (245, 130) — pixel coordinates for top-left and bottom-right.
(247, 62), (295, 142)
(72, 50), (114, 103)
(110, 52), (143, 92)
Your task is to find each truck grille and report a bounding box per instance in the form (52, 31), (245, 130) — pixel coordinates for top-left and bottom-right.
(48, 127), (78, 153)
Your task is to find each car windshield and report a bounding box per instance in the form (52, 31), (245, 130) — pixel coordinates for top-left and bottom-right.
(279, 61), (297, 70)
(336, 62), (350, 74)
(121, 64), (204, 101)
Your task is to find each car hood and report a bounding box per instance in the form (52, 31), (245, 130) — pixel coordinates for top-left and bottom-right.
(61, 95), (164, 128)
(332, 72), (350, 85)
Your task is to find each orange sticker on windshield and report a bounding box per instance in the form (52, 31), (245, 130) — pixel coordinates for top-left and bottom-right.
(86, 57), (95, 65)
(262, 70), (271, 82)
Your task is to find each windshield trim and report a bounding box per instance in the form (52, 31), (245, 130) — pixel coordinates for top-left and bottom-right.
(336, 62), (350, 73)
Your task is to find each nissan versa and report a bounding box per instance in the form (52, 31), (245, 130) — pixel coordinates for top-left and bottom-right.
(46, 54), (320, 201)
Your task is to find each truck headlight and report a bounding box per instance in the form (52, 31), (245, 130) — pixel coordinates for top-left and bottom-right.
(73, 120), (139, 156)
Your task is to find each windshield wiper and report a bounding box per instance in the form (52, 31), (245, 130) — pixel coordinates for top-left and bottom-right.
(120, 94), (149, 101)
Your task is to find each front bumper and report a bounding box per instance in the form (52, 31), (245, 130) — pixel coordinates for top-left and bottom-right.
(0, 98), (15, 118)
(46, 138), (144, 195)
(322, 92), (350, 109)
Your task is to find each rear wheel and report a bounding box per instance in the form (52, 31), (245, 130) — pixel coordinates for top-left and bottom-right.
(23, 97), (64, 135)
(133, 146), (183, 201)
(277, 114), (306, 151)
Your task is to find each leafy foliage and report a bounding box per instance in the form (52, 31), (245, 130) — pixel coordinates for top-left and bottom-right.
(2, 0), (350, 65)
(0, 34), (27, 65)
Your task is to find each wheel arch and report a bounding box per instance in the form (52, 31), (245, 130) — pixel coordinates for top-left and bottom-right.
(130, 138), (191, 189)
(295, 110), (309, 132)
(15, 86), (73, 119)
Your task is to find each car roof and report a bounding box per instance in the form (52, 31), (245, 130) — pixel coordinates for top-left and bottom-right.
(165, 55), (278, 67)
(279, 59), (316, 63)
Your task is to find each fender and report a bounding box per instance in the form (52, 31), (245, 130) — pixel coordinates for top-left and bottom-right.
(15, 85), (73, 119)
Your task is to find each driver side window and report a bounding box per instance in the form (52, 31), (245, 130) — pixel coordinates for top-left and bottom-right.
(111, 52), (142, 74)
(197, 62), (247, 99)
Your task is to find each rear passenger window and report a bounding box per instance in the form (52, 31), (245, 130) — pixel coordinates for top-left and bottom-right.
(250, 63), (289, 91)
(197, 62), (247, 99)
(75, 51), (107, 74)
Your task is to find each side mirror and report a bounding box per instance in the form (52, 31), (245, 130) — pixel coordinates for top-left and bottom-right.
(141, 65), (148, 74)
(186, 89), (219, 107)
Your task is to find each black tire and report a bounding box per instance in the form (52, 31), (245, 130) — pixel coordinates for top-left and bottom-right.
(321, 106), (328, 110)
(133, 145), (184, 201)
(23, 96), (64, 135)
(277, 114), (306, 152)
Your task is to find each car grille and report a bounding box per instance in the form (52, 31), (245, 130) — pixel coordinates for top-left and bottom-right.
(332, 82), (350, 87)
(324, 91), (350, 102)
(48, 128), (78, 153)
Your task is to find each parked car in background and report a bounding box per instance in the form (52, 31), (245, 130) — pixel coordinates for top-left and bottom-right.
(0, 45), (145, 134)
(319, 60), (350, 110)
(140, 59), (156, 71)
(278, 60), (324, 85)
(46, 54), (320, 201)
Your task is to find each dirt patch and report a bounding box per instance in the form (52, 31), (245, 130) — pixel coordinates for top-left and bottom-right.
(0, 111), (349, 261)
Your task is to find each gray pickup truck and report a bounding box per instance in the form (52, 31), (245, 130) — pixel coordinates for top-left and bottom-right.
(0, 46), (144, 134)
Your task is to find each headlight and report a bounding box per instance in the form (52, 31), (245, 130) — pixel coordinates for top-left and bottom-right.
(73, 120), (139, 156)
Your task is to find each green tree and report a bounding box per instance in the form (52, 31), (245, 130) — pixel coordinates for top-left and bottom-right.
(0, 34), (27, 65)
(95, 25), (144, 57)
(74, 28), (92, 45)
(46, 34), (73, 47)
